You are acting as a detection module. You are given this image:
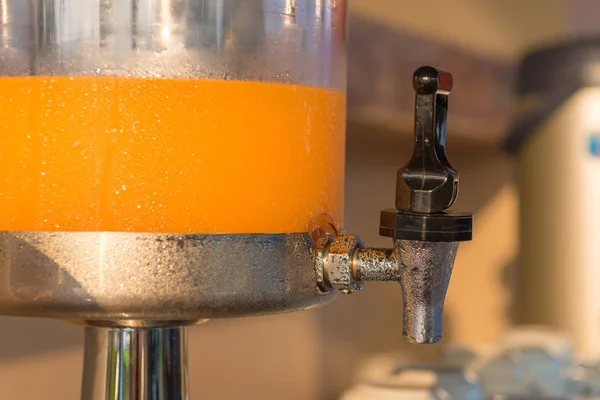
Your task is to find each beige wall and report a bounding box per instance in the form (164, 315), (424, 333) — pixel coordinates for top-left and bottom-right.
(351, 0), (568, 61)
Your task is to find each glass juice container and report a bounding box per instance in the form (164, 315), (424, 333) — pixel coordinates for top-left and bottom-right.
(0, 2), (347, 397)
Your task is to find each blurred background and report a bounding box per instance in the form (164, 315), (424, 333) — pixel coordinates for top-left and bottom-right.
(1, 0), (599, 398)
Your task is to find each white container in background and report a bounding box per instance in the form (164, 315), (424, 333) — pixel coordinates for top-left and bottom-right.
(505, 40), (600, 359)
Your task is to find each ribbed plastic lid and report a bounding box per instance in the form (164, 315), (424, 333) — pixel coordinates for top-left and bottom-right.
(504, 38), (600, 152)
(517, 38), (600, 95)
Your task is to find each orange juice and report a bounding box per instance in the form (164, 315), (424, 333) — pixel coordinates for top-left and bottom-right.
(0, 77), (346, 233)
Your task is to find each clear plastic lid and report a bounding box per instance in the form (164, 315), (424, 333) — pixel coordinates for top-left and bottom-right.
(475, 326), (577, 397)
(499, 325), (574, 363)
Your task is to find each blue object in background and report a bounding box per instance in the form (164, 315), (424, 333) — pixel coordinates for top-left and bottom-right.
(590, 135), (600, 156)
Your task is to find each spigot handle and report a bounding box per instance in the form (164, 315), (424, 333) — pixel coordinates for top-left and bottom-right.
(377, 66), (473, 344)
(396, 66), (459, 214)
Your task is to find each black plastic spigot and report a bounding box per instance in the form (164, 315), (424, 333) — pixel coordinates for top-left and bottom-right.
(380, 66), (472, 243)
(397, 66), (458, 214)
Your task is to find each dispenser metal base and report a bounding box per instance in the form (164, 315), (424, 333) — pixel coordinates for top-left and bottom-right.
(82, 326), (189, 400)
(0, 232), (332, 321)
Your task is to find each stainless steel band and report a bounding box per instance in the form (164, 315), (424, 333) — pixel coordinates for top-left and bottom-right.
(0, 231), (333, 322)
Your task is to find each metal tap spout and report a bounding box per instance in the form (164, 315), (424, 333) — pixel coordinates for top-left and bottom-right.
(316, 235), (463, 344)
(396, 240), (458, 343)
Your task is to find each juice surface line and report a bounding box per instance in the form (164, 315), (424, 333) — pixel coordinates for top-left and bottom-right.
(0, 77), (346, 233)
